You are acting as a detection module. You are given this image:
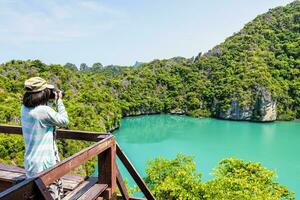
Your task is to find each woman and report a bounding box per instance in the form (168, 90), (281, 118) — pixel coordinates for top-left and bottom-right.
(21, 77), (69, 200)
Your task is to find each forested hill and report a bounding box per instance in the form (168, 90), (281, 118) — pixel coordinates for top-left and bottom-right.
(0, 1), (299, 133)
(195, 0), (300, 121)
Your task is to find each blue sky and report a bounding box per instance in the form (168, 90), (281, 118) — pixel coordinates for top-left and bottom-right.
(0, 0), (294, 67)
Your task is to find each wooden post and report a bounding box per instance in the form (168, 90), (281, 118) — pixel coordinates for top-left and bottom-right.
(34, 178), (53, 200)
(98, 137), (116, 199)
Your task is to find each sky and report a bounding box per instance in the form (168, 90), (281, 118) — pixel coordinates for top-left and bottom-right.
(0, 0), (294, 67)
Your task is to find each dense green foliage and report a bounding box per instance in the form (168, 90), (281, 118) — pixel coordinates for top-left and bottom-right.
(145, 154), (204, 199)
(0, 0), (298, 193)
(145, 154), (294, 200)
(111, 57), (212, 117)
(0, 59), (123, 175)
(205, 158), (293, 199)
(195, 1), (300, 119)
(0, 134), (24, 166)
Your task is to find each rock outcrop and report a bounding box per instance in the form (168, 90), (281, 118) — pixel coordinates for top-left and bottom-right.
(217, 87), (277, 122)
(219, 101), (253, 121)
(254, 87), (277, 121)
(170, 108), (186, 115)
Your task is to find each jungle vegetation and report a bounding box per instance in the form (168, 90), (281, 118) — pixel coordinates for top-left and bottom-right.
(145, 154), (294, 200)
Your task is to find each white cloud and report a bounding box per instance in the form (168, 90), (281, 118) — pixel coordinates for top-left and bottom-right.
(0, 0), (126, 44)
(77, 1), (122, 16)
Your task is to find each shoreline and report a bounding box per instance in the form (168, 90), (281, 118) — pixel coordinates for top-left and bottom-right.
(108, 113), (300, 133)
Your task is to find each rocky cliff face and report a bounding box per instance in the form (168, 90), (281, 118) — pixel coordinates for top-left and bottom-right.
(218, 87), (277, 122)
(254, 87), (277, 121)
(219, 101), (253, 121)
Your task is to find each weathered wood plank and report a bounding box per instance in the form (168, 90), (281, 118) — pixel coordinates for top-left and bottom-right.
(62, 174), (85, 183)
(0, 170), (25, 183)
(0, 163), (25, 174)
(61, 174), (85, 191)
(39, 135), (114, 186)
(0, 173), (83, 192)
(0, 163), (85, 191)
(62, 178), (82, 191)
(0, 164), (26, 192)
(63, 177), (98, 200)
(77, 184), (108, 200)
(116, 144), (155, 200)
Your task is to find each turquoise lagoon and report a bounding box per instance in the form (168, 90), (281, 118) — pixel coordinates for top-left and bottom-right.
(111, 115), (300, 197)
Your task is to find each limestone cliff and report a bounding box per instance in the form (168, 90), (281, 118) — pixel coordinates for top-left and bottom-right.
(217, 87), (277, 122)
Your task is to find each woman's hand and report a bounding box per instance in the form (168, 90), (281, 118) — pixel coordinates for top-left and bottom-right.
(55, 91), (63, 100)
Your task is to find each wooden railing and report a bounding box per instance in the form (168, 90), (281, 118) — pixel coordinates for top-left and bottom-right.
(0, 125), (155, 200)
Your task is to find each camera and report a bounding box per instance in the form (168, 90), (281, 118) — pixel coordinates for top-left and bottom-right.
(49, 88), (64, 99)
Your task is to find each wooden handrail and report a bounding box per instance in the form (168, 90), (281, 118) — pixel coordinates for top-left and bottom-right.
(0, 124), (110, 141)
(39, 135), (115, 186)
(0, 124), (154, 200)
(0, 177), (37, 199)
(0, 136), (117, 199)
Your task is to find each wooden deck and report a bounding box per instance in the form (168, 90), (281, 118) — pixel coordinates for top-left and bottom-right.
(0, 163), (85, 193)
(0, 125), (155, 200)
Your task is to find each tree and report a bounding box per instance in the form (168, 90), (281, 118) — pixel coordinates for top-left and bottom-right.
(91, 62), (103, 72)
(144, 154), (295, 200)
(144, 153), (205, 200)
(80, 63), (88, 71)
(64, 63), (78, 71)
(205, 158), (294, 200)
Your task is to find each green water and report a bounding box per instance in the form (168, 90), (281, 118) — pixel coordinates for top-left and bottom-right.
(113, 114), (300, 197)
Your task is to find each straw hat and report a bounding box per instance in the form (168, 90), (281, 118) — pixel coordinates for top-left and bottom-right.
(24, 77), (54, 92)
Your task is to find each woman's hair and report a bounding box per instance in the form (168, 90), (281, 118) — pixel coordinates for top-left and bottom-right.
(23, 88), (51, 107)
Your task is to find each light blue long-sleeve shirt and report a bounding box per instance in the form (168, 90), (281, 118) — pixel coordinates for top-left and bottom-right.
(21, 99), (69, 178)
